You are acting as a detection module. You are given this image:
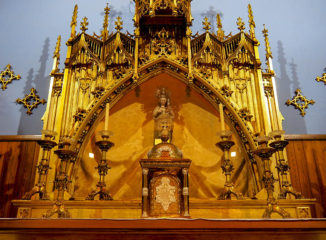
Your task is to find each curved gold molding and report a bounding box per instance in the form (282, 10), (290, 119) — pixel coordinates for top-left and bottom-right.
(70, 58), (262, 193)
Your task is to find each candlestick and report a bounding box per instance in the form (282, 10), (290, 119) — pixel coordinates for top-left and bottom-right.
(104, 103), (109, 131)
(219, 104), (225, 131)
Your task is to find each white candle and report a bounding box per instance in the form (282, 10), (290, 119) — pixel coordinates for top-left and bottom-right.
(219, 103), (225, 131)
(104, 103), (109, 131)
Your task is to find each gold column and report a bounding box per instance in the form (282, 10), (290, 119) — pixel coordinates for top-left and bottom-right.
(186, 26), (193, 83)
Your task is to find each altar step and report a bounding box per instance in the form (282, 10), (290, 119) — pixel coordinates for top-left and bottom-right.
(12, 199), (317, 219)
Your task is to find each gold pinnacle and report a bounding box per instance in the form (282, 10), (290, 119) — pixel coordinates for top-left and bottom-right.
(236, 17), (245, 32)
(248, 4), (256, 27)
(103, 3), (110, 29)
(70, 4), (78, 38)
(262, 24), (272, 59)
(80, 17), (89, 33)
(102, 3), (111, 40)
(216, 13), (224, 40)
(53, 35), (61, 59)
(203, 17), (211, 32)
(115, 16), (123, 31)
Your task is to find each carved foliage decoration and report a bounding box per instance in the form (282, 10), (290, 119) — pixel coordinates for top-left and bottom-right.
(0, 64), (21, 90)
(221, 85), (233, 97)
(16, 88), (47, 115)
(152, 28), (175, 56)
(286, 89), (315, 117)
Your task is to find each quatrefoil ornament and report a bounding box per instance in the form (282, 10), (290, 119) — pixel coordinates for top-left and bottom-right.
(0, 64), (21, 90)
(286, 89), (315, 117)
(16, 88), (47, 115)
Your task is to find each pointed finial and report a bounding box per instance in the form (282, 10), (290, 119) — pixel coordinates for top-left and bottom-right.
(53, 35), (61, 59)
(236, 17), (245, 32)
(70, 4), (78, 39)
(216, 13), (224, 40)
(80, 17), (89, 33)
(248, 4), (256, 40)
(115, 16), (123, 32)
(262, 24), (272, 59)
(101, 3), (110, 40)
(203, 17), (211, 32)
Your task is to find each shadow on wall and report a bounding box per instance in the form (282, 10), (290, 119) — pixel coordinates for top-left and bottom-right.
(276, 40), (307, 134)
(17, 38), (50, 135)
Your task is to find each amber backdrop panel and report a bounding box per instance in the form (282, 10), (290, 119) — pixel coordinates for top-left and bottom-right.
(0, 137), (40, 218)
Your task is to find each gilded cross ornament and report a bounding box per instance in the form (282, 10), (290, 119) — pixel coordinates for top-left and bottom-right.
(286, 89), (315, 117)
(80, 17), (89, 33)
(16, 88), (47, 115)
(0, 64), (21, 90)
(115, 16), (123, 32)
(236, 17), (245, 32)
(316, 73), (326, 85)
(203, 17), (211, 32)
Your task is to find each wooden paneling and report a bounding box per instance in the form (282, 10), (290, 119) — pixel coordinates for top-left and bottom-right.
(0, 139), (40, 218)
(0, 135), (325, 219)
(286, 139), (326, 218)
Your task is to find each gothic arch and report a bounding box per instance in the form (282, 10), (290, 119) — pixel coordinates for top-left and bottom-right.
(69, 58), (262, 194)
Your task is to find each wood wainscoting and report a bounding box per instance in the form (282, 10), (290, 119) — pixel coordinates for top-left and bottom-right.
(285, 134), (326, 218)
(0, 136), (41, 218)
(0, 135), (325, 218)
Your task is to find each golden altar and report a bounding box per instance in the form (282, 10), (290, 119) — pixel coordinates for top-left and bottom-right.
(10, 0), (320, 220)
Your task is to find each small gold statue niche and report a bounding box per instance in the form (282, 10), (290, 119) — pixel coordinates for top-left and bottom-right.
(153, 88), (175, 145)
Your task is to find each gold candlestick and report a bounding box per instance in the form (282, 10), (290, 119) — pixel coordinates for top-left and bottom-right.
(216, 130), (243, 200)
(87, 130), (114, 200)
(44, 137), (76, 218)
(269, 131), (302, 199)
(253, 136), (290, 218)
(23, 130), (57, 200)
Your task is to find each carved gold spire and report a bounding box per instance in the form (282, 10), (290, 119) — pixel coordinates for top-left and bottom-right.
(80, 17), (89, 33)
(203, 17), (211, 32)
(248, 4), (256, 40)
(262, 24), (272, 60)
(101, 3), (110, 41)
(70, 4), (78, 40)
(52, 35), (61, 72)
(216, 13), (224, 41)
(236, 17), (245, 32)
(115, 16), (123, 32)
(53, 35), (61, 59)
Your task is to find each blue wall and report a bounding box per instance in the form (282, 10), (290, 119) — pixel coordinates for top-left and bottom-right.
(0, 0), (325, 135)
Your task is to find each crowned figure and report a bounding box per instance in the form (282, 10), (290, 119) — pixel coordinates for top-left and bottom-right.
(153, 88), (175, 145)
